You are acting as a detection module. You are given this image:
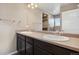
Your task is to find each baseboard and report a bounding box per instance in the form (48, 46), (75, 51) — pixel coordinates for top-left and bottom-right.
(8, 51), (18, 55)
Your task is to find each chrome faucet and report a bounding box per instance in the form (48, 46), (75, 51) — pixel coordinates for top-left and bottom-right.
(56, 30), (64, 36)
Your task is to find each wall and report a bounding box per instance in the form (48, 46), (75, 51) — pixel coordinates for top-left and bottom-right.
(0, 3), (42, 54)
(26, 6), (42, 31)
(62, 9), (79, 34)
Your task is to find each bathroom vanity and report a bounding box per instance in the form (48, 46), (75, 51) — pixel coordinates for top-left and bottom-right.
(16, 31), (79, 55)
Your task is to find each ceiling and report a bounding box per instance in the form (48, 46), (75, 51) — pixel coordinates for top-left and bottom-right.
(38, 3), (60, 15)
(61, 3), (79, 12)
(27, 3), (79, 15)
(38, 3), (79, 15)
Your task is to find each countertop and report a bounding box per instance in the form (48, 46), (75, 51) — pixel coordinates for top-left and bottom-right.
(17, 31), (79, 52)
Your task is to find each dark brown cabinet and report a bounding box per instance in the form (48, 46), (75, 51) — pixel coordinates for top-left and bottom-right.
(17, 33), (79, 55)
(34, 39), (79, 55)
(34, 47), (51, 55)
(17, 34), (26, 54)
(17, 33), (33, 55)
(25, 36), (34, 55)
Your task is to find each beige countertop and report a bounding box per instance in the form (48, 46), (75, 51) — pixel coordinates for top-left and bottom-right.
(17, 31), (79, 52)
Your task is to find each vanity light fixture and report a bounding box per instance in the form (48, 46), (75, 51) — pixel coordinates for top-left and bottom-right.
(27, 3), (38, 9)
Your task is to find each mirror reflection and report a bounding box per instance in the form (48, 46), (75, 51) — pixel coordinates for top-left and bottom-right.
(42, 13), (61, 31)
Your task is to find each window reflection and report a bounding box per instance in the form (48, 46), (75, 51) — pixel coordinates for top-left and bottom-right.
(49, 15), (61, 31)
(55, 18), (60, 26)
(54, 15), (61, 31)
(49, 18), (54, 27)
(42, 13), (61, 31)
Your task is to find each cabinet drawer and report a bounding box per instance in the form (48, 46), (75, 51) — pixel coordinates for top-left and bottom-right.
(34, 39), (78, 55)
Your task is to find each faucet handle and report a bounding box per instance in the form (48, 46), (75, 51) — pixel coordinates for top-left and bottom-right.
(60, 30), (64, 35)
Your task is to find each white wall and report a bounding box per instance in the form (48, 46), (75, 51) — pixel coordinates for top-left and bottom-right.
(0, 3), (42, 54)
(0, 21), (16, 55)
(62, 9), (79, 34)
(26, 7), (42, 31)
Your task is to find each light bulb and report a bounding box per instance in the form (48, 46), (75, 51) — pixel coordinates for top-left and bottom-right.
(35, 4), (38, 8)
(32, 7), (34, 9)
(27, 3), (38, 9)
(27, 4), (30, 8)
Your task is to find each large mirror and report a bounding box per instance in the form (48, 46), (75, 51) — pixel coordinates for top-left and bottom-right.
(42, 3), (79, 35)
(42, 13), (61, 31)
(40, 3), (61, 32)
(61, 3), (79, 34)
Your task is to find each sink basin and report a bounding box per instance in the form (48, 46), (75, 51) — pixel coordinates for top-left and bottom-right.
(43, 35), (69, 41)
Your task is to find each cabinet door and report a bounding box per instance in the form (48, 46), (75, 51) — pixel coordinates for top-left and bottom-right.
(17, 38), (25, 54)
(34, 47), (51, 55)
(34, 39), (79, 55)
(17, 34), (26, 54)
(18, 38), (25, 51)
(26, 42), (33, 55)
(26, 36), (33, 45)
(26, 36), (34, 55)
(17, 34), (26, 51)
